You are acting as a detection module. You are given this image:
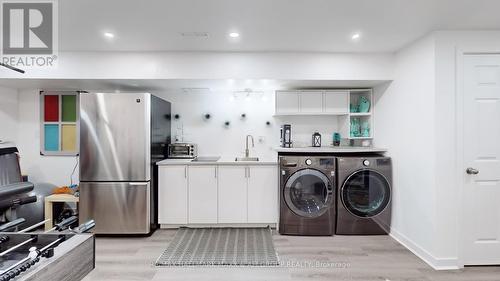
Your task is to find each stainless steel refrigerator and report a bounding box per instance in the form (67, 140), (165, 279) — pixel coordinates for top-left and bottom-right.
(79, 93), (171, 234)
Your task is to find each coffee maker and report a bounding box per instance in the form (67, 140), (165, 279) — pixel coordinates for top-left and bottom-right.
(280, 124), (292, 148)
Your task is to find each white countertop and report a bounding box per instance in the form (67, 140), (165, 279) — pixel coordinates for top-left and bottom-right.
(274, 146), (387, 153)
(157, 157), (278, 166)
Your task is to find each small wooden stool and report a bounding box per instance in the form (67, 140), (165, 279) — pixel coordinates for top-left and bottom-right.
(44, 194), (79, 231)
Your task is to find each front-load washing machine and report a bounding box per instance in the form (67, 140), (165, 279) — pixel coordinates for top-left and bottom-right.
(336, 156), (392, 235)
(279, 155), (336, 236)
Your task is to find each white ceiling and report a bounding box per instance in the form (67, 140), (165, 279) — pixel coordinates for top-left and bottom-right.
(59, 0), (500, 53)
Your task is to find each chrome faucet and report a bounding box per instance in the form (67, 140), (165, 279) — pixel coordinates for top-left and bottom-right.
(245, 135), (254, 158)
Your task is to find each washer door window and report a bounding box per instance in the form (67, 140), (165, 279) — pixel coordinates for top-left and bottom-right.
(341, 170), (391, 218)
(284, 169), (333, 218)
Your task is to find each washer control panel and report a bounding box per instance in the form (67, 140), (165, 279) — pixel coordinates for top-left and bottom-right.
(305, 159), (312, 166)
(363, 159), (370, 166)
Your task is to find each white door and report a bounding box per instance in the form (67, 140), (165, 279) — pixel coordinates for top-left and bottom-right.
(247, 166), (278, 224)
(188, 166), (218, 224)
(158, 166), (188, 224)
(299, 91), (323, 114)
(217, 166), (247, 223)
(463, 54), (500, 265)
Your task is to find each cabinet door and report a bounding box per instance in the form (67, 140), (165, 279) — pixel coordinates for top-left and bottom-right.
(188, 165), (218, 224)
(247, 166), (278, 224)
(158, 166), (188, 224)
(276, 91), (299, 114)
(218, 166), (247, 223)
(324, 91), (349, 114)
(299, 91), (323, 113)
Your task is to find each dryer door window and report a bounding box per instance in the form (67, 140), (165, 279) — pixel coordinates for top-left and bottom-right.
(284, 169), (333, 218)
(341, 170), (391, 218)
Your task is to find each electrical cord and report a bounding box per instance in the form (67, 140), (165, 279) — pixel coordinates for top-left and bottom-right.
(70, 156), (79, 186)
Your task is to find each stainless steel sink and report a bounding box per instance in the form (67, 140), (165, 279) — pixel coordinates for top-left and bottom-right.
(191, 156), (221, 162)
(235, 157), (259, 162)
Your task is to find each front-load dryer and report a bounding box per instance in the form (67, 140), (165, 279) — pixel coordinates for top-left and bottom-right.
(336, 156), (392, 235)
(279, 155), (336, 236)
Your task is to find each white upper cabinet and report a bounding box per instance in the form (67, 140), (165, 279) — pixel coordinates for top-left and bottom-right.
(188, 165), (218, 224)
(275, 91), (299, 114)
(299, 91), (323, 113)
(218, 166), (247, 223)
(158, 165), (188, 224)
(275, 90), (350, 115)
(324, 91), (349, 114)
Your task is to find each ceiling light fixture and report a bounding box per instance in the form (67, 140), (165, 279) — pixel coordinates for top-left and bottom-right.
(229, 32), (240, 38)
(103, 32), (115, 39)
(351, 32), (361, 41)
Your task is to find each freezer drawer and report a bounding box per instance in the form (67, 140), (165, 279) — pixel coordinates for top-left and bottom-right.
(79, 182), (150, 234)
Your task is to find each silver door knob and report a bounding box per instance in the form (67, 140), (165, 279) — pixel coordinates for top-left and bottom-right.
(466, 168), (479, 175)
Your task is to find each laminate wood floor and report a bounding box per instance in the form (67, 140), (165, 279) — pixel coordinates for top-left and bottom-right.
(82, 230), (500, 281)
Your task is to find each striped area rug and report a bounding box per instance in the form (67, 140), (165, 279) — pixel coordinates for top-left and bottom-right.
(155, 227), (279, 266)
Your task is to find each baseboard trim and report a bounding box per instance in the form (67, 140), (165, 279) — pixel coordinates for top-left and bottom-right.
(161, 223), (277, 229)
(390, 228), (459, 270)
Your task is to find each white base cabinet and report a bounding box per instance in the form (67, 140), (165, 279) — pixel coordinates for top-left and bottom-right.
(218, 166), (247, 223)
(188, 166), (218, 224)
(158, 165), (188, 224)
(247, 166), (278, 223)
(158, 164), (278, 226)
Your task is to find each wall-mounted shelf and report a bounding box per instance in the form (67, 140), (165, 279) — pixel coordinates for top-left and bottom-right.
(275, 89), (374, 140)
(273, 112), (349, 117)
(349, 136), (374, 140)
(347, 89), (373, 139)
(349, 112), (371, 117)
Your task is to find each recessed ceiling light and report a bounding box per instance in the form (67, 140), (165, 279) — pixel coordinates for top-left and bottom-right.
(351, 32), (361, 41)
(229, 32), (240, 38)
(103, 32), (115, 39)
(180, 32), (209, 38)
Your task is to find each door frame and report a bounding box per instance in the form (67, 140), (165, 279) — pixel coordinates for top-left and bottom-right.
(456, 49), (500, 268)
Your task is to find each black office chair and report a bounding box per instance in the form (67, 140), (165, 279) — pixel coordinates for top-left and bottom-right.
(0, 147), (53, 230)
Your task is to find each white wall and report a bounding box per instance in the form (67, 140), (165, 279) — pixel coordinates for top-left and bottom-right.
(375, 31), (500, 269)
(433, 31), (500, 263)
(156, 90), (341, 159)
(16, 90), (78, 186)
(0, 52), (394, 81)
(373, 34), (439, 267)
(0, 87), (19, 148)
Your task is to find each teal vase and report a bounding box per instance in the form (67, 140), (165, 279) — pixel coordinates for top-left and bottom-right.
(350, 118), (361, 137)
(358, 96), (370, 113)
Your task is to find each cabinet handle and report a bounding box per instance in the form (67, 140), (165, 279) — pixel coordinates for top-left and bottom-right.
(184, 166), (187, 178)
(215, 166), (217, 178)
(245, 167), (248, 178)
(248, 167), (250, 178)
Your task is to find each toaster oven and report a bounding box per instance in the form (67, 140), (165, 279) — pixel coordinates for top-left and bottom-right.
(167, 143), (198, 159)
